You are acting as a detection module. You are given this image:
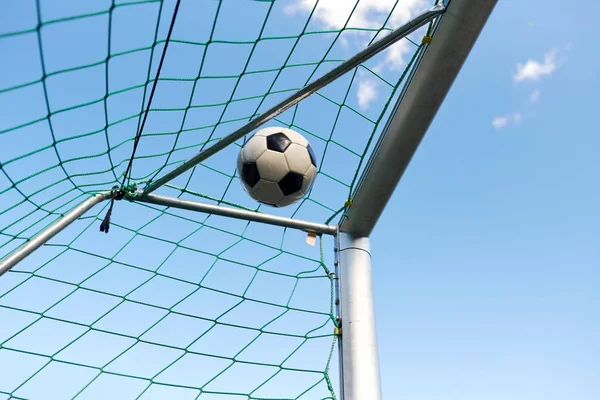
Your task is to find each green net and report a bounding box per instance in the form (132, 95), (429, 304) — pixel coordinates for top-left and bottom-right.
(0, 0), (436, 398)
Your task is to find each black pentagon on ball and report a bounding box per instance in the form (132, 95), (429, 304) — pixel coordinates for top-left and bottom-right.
(278, 171), (304, 196)
(241, 162), (260, 188)
(266, 132), (291, 153)
(306, 143), (317, 167)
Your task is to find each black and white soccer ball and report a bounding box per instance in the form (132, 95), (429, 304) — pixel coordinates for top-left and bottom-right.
(237, 127), (318, 207)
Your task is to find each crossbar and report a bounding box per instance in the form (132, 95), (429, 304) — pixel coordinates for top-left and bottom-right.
(133, 193), (338, 236)
(340, 0), (498, 236)
(141, 3), (446, 196)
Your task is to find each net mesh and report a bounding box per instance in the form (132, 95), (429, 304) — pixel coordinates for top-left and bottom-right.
(0, 0), (436, 398)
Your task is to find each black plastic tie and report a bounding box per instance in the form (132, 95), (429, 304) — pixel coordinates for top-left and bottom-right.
(100, 186), (125, 233)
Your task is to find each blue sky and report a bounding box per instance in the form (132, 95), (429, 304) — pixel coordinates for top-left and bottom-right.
(0, 0), (598, 399)
(372, 0), (600, 399)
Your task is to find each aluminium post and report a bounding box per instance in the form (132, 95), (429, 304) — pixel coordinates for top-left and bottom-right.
(335, 1), (498, 398)
(141, 4), (446, 196)
(0, 193), (110, 277)
(132, 192), (338, 236)
(338, 234), (381, 400)
(340, 0), (498, 236)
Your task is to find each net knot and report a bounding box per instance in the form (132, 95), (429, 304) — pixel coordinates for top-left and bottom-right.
(113, 186), (126, 201)
(100, 185), (134, 233)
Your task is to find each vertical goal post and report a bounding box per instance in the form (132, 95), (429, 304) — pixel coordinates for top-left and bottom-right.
(0, 0), (498, 398)
(337, 1), (498, 399)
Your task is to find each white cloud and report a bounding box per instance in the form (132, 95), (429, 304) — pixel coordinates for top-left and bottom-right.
(529, 89), (540, 103)
(513, 49), (558, 83)
(382, 40), (412, 71)
(339, 36), (350, 48)
(284, 0), (428, 30)
(370, 33), (411, 73)
(492, 116), (509, 129)
(492, 113), (522, 129)
(285, 0), (429, 109)
(357, 79), (378, 110)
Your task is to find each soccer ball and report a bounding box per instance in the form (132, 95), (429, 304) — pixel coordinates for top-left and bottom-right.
(237, 127), (318, 207)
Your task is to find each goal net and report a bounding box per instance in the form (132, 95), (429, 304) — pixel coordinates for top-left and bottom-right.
(0, 0), (437, 398)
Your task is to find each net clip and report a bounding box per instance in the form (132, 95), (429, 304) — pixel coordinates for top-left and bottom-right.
(99, 185), (130, 233)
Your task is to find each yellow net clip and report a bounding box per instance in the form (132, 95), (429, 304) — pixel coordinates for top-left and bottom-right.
(344, 199), (353, 208)
(334, 327), (342, 336)
(422, 35), (433, 45)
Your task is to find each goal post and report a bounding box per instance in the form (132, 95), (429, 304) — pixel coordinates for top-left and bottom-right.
(0, 0), (498, 398)
(341, 0), (499, 236)
(0, 0), (444, 284)
(0, 193), (110, 278)
(337, 234), (381, 399)
(139, 4), (446, 196)
(337, 0), (498, 398)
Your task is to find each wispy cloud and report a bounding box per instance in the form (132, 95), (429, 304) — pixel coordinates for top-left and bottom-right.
(285, 0), (428, 109)
(492, 116), (509, 129)
(381, 40), (411, 71)
(284, 0), (427, 30)
(357, 79), (378, 110)
(494, 47), (563, 127)
(492, 113), (522, 129)
(513, 49), (558, 83)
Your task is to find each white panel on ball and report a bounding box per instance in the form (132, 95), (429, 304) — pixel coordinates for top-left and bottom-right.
(301, 164), (317, 194)
(284, 143), (312, 175)
(241, 135), (268, 162)
(252, 180), (284, 205)
(237, 152), (244, 178)
(281, 128), (309, 147)
(278, 191), (304, 207)
(256, 151), (289, 182)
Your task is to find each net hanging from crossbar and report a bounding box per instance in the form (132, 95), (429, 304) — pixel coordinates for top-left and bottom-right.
(0, 0), (437, 398)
